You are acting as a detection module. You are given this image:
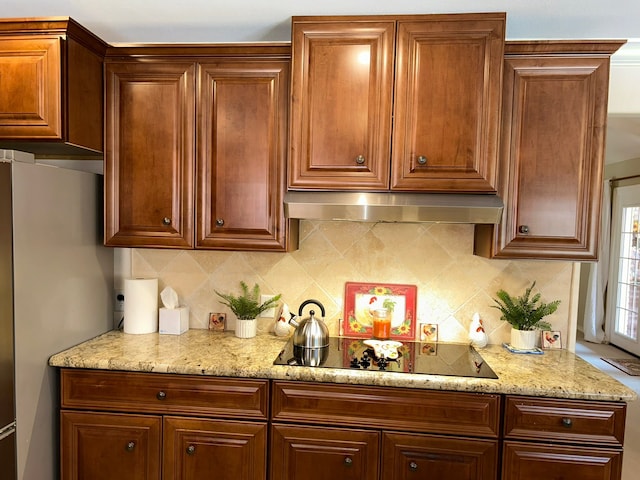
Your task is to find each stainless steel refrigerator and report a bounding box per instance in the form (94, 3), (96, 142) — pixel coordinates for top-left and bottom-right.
(0, 150), (113, 480)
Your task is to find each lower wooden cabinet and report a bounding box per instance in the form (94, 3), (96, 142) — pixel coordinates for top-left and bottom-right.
(61, 411), (162, 480)
(382, 432), (498, 480)
(163, 417), (266, 480)
(58, 371), (627, 480)
(270, 426), (498, 480)
(502, 441), (622, 480)
(270, 381), (501, 480)
(270, 424), (379, 480)
(60, 370), (269, 480)
(501, 396), (625, 480)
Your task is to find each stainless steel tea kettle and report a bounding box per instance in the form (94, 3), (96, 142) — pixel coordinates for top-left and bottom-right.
(288, 299), (329, 348)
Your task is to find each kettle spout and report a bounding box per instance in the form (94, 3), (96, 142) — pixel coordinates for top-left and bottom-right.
(287, 312), (299, 328)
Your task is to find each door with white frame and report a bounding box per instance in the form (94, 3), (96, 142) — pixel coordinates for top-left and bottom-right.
(606, 183), (640, 355)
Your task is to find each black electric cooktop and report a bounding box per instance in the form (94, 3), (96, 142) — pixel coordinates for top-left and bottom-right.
(274, 337), (498, 379)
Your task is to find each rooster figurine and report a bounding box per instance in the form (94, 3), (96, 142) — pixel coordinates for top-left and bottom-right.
(469, 312), (488, 349)
(273, 304), (292, 337)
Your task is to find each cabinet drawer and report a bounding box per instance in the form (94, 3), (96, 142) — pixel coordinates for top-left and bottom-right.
(502, 441), (622, 480)
(272, 381), (500, 438)
(504, 396), (626, 446)
(61, 369), (269, 420)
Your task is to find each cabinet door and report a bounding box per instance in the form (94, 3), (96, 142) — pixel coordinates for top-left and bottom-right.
(104, 61), (195, 248)
(270, 424), (379, 480)
(502, 441), (622, 480)
(164, 417), (266, 480)
(391, 14), (505, 193)
(382, 431), (498, 480)
(0, 37), (62, 139)
(475, 44), (620, 260)
(289, 18), (395, 190)
(61, 410), (161, 480)
(197, 60), (289, 250)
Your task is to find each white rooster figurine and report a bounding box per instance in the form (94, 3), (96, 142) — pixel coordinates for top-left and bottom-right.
(273, 303), (292, 337)
(469, 312), (488, 348)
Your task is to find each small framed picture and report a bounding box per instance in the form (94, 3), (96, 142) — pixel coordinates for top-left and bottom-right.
(342, 282), (417, 340)
(419, 323), (438, 342)
(209, 312), (226, 331)
(542, 330), (562, 349)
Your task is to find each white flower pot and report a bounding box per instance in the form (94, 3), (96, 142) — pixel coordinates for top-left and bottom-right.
(235, 318), (257, 338)
(510, 328), (538, 350)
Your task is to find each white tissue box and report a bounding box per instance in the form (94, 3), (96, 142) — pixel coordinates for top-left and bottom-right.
(159, 307), (189, 335)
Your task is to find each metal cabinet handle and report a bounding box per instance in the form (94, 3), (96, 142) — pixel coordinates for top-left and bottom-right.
(562, 417), (573, 428)
(156, 391), (167, 400)
(409, 461), (418, 471)
(162, 217), (171, 226)
(126, 441), (136, 452)
(417, 155), (427, 166)
(355, 155), (365, 165)
(186, 445), (196, 455)
(215, 218), (225, 227)
(518, 225), (529, 234)
(344, 456), (353, 466)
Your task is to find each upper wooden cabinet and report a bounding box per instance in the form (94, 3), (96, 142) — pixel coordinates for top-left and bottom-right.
(288, 13), (505, 192)
(104, 45), (296, 251)
(474, 41), (625, 260)
(0, 17), (106, 157)
(196, 59), (291, 250)
(104, 60), (196, 248)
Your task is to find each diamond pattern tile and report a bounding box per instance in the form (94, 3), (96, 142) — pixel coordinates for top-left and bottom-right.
(131, 220), (574, 345)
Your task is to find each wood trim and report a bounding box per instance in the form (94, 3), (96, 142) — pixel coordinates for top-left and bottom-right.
(0, 17), (107, 55)
(505, 40), (626, 56)
(105, 43), (291, 58)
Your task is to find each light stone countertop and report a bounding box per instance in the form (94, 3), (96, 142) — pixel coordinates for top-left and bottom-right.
(49, 329), (637, 402)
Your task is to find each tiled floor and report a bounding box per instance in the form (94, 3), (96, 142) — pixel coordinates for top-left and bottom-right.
(575, 336), (640, 480)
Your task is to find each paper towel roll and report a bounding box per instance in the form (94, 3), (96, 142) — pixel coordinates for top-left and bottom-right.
(124, 278), (158, 334)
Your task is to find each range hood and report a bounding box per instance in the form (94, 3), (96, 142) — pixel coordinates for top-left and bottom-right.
(284, 191), (504, 224)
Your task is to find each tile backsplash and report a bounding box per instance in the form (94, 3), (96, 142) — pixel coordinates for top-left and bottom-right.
(131, 221), (575, 347)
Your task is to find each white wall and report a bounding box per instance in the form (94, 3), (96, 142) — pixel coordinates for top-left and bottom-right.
(2, 1), (640, 45)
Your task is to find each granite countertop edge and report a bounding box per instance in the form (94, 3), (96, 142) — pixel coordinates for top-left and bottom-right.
(49, 329), (638, 402)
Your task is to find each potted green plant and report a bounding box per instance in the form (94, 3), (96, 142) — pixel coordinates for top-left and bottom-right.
(215, 281), (281, 338)
(491, 281), (560, 350)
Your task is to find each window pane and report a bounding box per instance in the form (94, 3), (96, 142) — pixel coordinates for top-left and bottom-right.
(614, 205), (640, 340)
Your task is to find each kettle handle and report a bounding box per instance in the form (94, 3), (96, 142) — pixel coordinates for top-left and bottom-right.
(298, 299), (326, 318)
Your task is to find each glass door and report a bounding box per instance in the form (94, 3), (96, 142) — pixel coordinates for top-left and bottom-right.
(607, 183), (640, 355)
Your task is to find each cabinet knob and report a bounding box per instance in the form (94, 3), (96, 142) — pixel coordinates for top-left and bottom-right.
(186, 445), (196, 455)
(409, 461), (418, 471)
(562, 417), (573, 428)
(417, 155), (427, 166)
(343, 456), (353, 466)
(355, 155), (366, 165)
(215, 218), (225, 227)
(518, 225), (529, 234)
(162, 217), (171, 226)
(156, 391), (167, 400)
(126, 441), (136, 452)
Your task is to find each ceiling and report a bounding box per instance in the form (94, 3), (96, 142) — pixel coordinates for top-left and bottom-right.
(3, 0), (639, 163)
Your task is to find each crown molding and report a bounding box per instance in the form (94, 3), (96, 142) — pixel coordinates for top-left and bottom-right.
(611, 39), (640, 65)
